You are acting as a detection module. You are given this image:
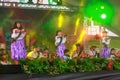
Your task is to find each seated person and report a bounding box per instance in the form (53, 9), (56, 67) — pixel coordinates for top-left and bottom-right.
(63, 49), (71, 60)
(41, 48), (49, 59)
(50, 52), (57, 59)
(0, 48), (5, 55)
(72, 43), (82, 59)
(79, 50), (91, 59)
(116, 50), (120, 56)
(110, 48), (117, 59)
(0, 54), (11, 65)
(114, 50), (120, 60)
(108, 48), (120, 61)
(27, 47), (41, 59)
(88, 46), (98, 58)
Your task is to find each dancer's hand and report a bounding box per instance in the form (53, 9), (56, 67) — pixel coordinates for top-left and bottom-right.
(21, 29), (26, 33)
(21, 29), (24, 32)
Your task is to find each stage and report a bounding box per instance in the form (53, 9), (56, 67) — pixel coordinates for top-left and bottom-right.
(0, 71), (120, 80)
(0, 0), (120, 80)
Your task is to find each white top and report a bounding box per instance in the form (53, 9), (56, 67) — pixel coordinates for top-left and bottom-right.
(72, 53), (78, 58)
(55, 36), (66, 46)
(0, 61), (11, 65)
(11, 29), (26, 40)
(102, 37), (111, 45)
(72, 50), (79, 58)
(63, 55), (71, 60)
(110, 55), (115, 60)
(89, 50), (96, 56)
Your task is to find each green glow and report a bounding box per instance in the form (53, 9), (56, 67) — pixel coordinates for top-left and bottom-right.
(101, 6), (104, 9)
(84, 1), (115, 24)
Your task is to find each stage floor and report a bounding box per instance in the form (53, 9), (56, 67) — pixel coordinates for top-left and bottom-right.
(0, 71), (120, 80)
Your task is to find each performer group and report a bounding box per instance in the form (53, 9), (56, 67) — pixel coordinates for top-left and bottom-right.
(0, 21), (116, 65)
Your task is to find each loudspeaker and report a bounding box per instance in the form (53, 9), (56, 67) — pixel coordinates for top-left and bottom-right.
(0, 65), (24, 74)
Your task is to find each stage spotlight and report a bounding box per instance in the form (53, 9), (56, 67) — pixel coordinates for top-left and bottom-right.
(74, 18), (80, 35)
(101, 13), (107, 19)
(84, 1), (114, 24)
(77, 30), (86, 43)
(58, 14), (63, 28)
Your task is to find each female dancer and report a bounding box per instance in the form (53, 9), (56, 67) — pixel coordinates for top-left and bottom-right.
(11, 22), (26, 64)
(55, 30), (66, 58)
(100, 31), (111, 58)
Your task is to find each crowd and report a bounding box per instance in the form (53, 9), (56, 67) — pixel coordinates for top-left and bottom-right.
(1, 43), (120, 65)
(22, 44), (120, 61)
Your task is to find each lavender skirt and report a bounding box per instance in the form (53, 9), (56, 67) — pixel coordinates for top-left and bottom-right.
(11, 39), (26, 60)
(57, 43), (65, 58)
(100, 47), (110, 58)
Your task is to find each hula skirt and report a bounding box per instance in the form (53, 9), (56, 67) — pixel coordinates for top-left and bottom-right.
(11, 39), (26, 60)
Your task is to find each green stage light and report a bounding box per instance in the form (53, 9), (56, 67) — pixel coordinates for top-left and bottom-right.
(84, 1), (114, 24)
(100, 6), (104, 9)
(101, 13), (106, 19)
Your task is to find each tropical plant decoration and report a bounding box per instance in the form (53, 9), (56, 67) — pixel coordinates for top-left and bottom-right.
(20, 58), (120, 75)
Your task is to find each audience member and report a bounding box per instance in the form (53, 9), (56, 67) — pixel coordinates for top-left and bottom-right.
(27, 47), (41, 59)
(0, 54), (11, 65)
(63, 49), (71, 60)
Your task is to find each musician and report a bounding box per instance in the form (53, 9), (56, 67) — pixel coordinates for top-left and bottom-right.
(55, 30), (66, 58)
(100, 31), (111, 58)
(11, 21), (26, 64)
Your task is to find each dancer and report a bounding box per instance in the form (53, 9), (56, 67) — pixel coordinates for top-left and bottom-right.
(100, 31), (111, 58)
(11, 22), (26, 64)
(55, 30), (66, 58)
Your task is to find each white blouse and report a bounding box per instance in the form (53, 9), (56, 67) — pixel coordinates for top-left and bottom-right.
(11, 29), (26, 40)
(0, 61), (11, 65)
(55, 36), (66, 46)
(102, 37), (111, 45)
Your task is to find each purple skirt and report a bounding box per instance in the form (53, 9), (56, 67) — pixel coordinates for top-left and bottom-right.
(11, 39), (26, 60)
(100, 47), (110, 58)
(57, 43), (65, 58)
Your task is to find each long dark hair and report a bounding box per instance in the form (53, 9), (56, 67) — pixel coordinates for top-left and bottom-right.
(12, 21), (23, 31)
